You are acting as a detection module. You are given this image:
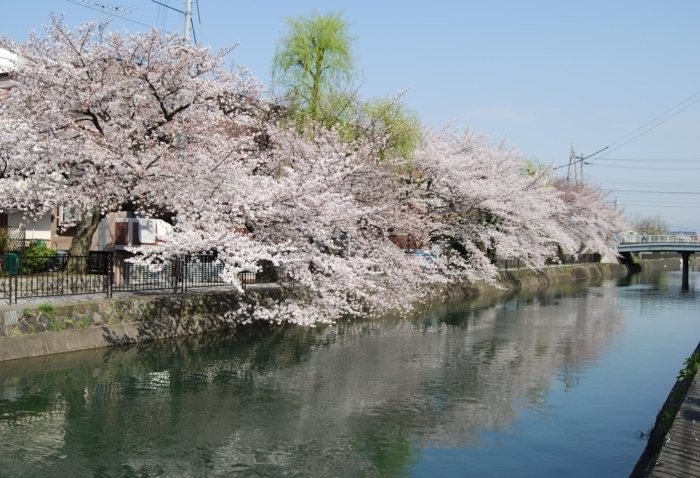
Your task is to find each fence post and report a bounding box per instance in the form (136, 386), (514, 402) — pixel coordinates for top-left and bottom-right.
(108, 252), (113, 298)
(182, 255), (187, 294)
(7, 274), (11, 305)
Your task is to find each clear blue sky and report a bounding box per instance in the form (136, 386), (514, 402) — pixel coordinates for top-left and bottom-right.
(3, 1), (700, 231)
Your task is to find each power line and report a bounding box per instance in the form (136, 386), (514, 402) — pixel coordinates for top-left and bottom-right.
(162, 0), (168, 30)
(593, 164), (700, 170)
(617, 201), (698, 205)
(65, 0), (160, 31)
(610, 189), (700, 194)
(590, 96), (700, 162)
(554, 145), (607, 171)
(618, 204), (700, 209)
(604, 88), (700, 150)
(595, 181), (699, 188)
(558, 88), (700, 171)
(597, 158), (700, 162)
(151, 0), (196, 43)
(195, 0), (204, 44)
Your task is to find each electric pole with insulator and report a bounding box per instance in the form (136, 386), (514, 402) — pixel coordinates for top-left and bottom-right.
(184, 0), (193, 43)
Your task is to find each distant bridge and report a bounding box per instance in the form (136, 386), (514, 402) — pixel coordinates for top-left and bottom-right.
(618, 234), (698, 289)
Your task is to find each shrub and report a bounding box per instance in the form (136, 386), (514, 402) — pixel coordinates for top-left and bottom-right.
(21, 243), (57, 273)
(38, 303), (56, 318)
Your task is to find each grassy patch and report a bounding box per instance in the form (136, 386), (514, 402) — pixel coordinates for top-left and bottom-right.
(629, 345), (700, 477)
(49, 321), (67, 332)
(38, 303), (56, 319)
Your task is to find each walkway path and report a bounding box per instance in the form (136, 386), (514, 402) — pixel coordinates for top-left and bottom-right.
(0, 282), (285, 311)
(649, 374), (700, 477)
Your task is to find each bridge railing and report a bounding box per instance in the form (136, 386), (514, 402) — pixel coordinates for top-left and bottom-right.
(620, 234), (699, 244)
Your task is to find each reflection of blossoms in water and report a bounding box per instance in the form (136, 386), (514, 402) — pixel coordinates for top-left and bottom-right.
(0, 285), (625, 477)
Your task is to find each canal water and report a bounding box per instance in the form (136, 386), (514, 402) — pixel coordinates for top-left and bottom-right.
(0, 268), (698, 477)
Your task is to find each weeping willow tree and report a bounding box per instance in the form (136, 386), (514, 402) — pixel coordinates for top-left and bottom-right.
(271, 11), (356, 122)
(271, 11), (422, 161)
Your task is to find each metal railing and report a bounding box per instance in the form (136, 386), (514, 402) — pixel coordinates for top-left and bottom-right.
(620, 234), (699, 244)
(1, 252), (294, 304)
(112, 256), (177, 293)
(1, 254), (112, 304)
(238, 266), (294, 290)
(496, 253), (602, 271)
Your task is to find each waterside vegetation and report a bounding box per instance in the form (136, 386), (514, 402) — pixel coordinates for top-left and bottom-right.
(0, 14), (626, 326)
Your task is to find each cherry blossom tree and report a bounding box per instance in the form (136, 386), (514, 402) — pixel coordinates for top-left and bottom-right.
(551, 178), (627, 258)
(0, 19), (626, 326)
(0, 16), (262, 255)
(405, 127), (577, 277)
(137, 125), (440, 325)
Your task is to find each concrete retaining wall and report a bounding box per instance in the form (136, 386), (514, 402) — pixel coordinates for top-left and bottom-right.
(0, 262), (629, 363)
(640, 257), (684, 272)
(497, 262), (628, 289)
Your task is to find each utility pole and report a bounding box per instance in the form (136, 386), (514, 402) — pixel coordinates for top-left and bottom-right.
(567, 145), (576, 183)
(184, 0), (193, 43)
(566, 145), (608, 185)
(579, 150), (584, 182)
(70, 1), (133, 41)
(151, 0), (196, 43)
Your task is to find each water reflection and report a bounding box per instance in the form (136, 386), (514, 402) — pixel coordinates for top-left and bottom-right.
(0, 280), (627, 477)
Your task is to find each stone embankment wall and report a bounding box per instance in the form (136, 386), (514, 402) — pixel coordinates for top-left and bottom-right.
(0, 263), (628, 362)
(639, 257), (685, 273)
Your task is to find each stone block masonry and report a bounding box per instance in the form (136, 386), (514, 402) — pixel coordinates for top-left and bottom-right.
(0, 286), (297, 362)
(0, 262), (630, 363)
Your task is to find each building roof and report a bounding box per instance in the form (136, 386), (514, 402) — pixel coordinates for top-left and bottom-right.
(0, 48), (17, 75)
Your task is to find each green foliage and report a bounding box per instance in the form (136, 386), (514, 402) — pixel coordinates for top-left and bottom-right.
(523, 157), (550, 178)
(0, 230), (7, 252)
(22, 308), (31, 318)
(677, 350), (700, 382)
(20, 243), (57, 273)
(38, 303), (56, 318)
(271, 11), (423, 161)
(49, 320), (67, 332)
(358, 98), (422, 161)
(29, 239), (47, 248)
(272, 10), (356, 121)
(351, 416), (420, 477)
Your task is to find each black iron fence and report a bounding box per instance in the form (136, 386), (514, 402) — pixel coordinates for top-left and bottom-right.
(496, 253), (602, 271)
(0, 254), (112, 304)
(1, 252), (294, 304)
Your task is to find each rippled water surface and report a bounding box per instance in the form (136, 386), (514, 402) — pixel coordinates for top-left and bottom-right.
(0, 268), (698, 477)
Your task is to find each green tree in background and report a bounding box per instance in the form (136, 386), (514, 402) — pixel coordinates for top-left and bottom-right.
(272, 11), (356, 122)
(272, 11), (422, 161)
(359, 97), (422, 161)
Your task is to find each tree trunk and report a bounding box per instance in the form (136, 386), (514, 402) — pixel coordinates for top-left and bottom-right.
(67, 207), (103, 273)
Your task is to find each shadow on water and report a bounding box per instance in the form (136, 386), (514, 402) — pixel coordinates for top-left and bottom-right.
(0, 273), (671, 477)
